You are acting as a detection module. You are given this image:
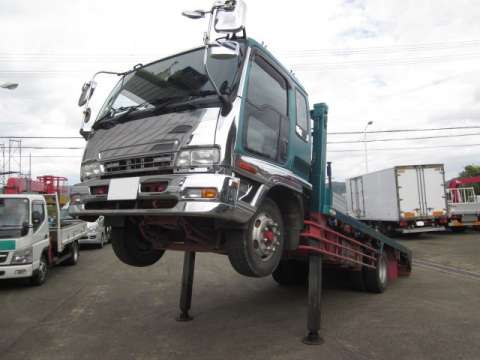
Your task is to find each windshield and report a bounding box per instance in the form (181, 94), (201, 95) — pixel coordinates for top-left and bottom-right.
(95, 46), (244, 122)
(0, 198), (29, 238)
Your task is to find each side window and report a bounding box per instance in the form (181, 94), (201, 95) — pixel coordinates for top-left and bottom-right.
(32, 202), (45, 231)
(244, 55), (288, 161)
(295, 90), (309, 141)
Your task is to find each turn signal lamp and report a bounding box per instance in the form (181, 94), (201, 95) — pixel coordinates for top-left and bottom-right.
(183, 188), (218, 199)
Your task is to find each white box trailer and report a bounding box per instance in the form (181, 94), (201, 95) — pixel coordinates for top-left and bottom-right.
(346, 164), (448, 234)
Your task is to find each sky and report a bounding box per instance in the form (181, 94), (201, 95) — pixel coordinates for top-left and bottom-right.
(1, 0), (480, 185)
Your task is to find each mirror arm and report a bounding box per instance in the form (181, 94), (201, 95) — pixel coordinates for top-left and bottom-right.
(203, 8), (233, 117)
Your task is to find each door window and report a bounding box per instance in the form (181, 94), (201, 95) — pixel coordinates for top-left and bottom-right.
(295, 90), (309, 141)
(244, 55), (288, 161)
(32, 201), (45, 232)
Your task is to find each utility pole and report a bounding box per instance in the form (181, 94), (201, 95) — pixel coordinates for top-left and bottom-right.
(363, 121), (373, 173)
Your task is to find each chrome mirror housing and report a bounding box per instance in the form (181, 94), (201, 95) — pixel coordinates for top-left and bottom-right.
(214, 0), (246, 33)
(78, 81), (96, 107)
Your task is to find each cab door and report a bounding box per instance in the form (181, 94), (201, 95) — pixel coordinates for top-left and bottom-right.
(31, 200), (49, 264)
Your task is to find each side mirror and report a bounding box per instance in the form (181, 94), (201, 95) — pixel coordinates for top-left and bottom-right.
(83, 107), (92, 124)
(182, 10), (206, 19)
(32, 211), (42, 226)
(78, 81), (97, 107)
(214, 0), (247, 33)
(21, 222), (30, 236)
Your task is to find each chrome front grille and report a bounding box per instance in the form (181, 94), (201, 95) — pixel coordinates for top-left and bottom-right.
(103, 154), (174, 176)
(0, 252), (8, 264)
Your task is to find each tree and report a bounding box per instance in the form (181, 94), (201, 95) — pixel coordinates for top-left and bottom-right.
(458, 165), (480, 194)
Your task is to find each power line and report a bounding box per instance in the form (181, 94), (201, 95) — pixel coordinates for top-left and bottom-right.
(0, 136), (83, 139)
(19, 155), (82, 158)
(6, 146), (83, 150)
(329, 126), (480, 135)
(3, 126), (480, 140)
(328, 143), (480, 152)
(2, 39), (480, 59)
(328, 132), (480, 144)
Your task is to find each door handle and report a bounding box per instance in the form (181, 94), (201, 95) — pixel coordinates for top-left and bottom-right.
(44, 235), (48, 239)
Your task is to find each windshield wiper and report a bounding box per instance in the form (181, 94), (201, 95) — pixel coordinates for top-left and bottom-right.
(93, 92), (219, 129)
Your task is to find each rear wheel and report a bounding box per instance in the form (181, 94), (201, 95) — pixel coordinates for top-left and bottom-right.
(111, 221), (164, 267)
(363, 252), (388, 293)
(30, 253), (48, 286)
(64, 241), (79, 266)
(98, 233), (105, 249)
(227, 199), (284, 277)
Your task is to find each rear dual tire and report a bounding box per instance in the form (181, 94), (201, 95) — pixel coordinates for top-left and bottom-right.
(362, 252), (389, 293)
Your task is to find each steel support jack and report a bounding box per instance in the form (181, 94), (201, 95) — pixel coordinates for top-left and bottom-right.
(176, 251), (196, 322)
(303, 252), (324, 345)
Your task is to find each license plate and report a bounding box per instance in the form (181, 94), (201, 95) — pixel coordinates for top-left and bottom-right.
(0, 240), (16, 251)
(107, 177), (140, 201)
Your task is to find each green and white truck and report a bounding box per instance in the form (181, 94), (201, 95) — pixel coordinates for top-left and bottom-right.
(0, 194), (86, 285)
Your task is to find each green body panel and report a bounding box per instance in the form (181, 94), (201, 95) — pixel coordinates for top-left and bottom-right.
(235, 38), (311, 181)
(310, 103), (329, 214)
(0, 240), (16, 251)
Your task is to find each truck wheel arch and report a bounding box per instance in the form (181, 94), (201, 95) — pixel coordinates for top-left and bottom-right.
(263, 186), (304, 251)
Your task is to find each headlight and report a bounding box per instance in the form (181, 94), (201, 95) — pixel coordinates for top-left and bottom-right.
(87, 222), (98, 230)
(80, 161), (103, 181)
(11, 247), (33, 265)
(175, 148), (220, 168)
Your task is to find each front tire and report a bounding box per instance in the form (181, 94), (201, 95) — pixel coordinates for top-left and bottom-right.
(30, 253), (48, 286)
(111, 221), (165, 267)
(226, 199), (285, 277)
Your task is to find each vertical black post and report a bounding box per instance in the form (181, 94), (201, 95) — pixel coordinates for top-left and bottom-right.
(303, 252), (324, 345)
(176, 251), (196, 322)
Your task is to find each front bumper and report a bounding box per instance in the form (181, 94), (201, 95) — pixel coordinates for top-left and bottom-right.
(0, 264), (34, 279)
(70, 173), (255, 223)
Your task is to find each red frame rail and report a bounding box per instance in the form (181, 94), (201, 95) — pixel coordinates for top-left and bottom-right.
(297, 214), (379, 270)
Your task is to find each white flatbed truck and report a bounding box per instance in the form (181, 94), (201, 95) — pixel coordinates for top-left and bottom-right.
(0, 193), (86, 285)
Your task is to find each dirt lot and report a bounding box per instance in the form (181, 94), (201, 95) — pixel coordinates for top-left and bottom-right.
(1, 231), (479, 360)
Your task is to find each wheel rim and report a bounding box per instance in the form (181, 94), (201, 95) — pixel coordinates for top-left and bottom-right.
(251, 213), (281, 262)
(378, 255), (388, 286)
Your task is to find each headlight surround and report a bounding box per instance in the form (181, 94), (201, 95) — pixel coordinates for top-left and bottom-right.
(11, 247), (33, 265)
(80, 161), (103, 181)
(175, 148), (220, 168)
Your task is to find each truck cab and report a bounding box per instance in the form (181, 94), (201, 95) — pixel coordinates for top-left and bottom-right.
(71, 1), (324, 277)
(0, 194), (86, 285)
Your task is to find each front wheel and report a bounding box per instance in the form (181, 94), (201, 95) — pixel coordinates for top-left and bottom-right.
(226, 199), (285, 278)
(30, 253), (48, 286)
(111, 222), (165, 267)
